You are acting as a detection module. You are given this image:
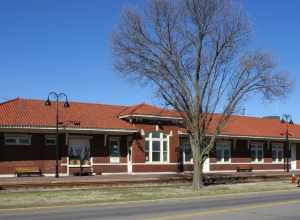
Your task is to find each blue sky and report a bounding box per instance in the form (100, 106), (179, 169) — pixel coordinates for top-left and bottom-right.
(0, 0), (299, 122)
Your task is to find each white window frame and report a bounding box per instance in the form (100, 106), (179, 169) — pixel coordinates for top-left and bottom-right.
(215, 141), (231, 163)
(45, 135), (57, 146)
(145, 132), (169, 163)
(250, 142), (264, 163)
(4, 134), (31, 146)
(272, 143), (284, 163)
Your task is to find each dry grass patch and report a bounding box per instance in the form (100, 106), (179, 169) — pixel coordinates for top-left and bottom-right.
(0, 181), (296, 209)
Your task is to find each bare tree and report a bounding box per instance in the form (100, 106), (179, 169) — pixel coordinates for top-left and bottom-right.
(112, 0), (291, 190)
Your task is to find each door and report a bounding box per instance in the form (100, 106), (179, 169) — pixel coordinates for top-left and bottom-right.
(127, 138), (133, 173)
(109, 137), (120, 163)
(290, 144), (297, 171)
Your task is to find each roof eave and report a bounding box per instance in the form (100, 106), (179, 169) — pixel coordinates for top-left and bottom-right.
(178, 131), (300, 142)
(0, 125), (138, 134)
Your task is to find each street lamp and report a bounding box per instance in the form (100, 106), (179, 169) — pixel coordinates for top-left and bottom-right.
(45, 92), (70, 178)
(281, 114), (293, 172)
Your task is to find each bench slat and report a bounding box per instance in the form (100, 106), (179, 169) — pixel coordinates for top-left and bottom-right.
(15, 167), (42, 177)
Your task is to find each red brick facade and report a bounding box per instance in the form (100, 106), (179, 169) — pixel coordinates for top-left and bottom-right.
(0, 128), (299, 176)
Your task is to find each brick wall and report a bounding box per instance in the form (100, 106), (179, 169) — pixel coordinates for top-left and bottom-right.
(210, 139), (286, 171)
(0, 132), (67, 174)
(0, 130), (299, 175)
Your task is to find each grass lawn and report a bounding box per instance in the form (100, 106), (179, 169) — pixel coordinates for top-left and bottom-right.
(0, 181), (297, 210)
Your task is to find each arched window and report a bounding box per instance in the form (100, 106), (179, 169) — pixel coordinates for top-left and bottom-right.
(144, 132), (169, 163)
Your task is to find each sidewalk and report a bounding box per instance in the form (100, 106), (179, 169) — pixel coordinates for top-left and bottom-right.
(0, 172), (297, 189)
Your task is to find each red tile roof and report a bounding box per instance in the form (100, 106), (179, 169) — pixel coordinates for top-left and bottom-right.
(0, 98), (300, 140)
(210, 114), (300, 140)
(119, 103), (181, 118)
(0, 98), (135, 130)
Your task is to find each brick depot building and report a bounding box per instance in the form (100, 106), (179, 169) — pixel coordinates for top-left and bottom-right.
(0, 97), (300, 177)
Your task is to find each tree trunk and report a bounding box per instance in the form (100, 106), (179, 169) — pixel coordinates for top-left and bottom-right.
(191, 135), (204, 191)
(193, 158), (204, 191)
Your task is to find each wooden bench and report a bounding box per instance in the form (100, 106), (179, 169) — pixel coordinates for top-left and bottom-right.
(15, 167), (42, 177)
(236, 164), (253, 172)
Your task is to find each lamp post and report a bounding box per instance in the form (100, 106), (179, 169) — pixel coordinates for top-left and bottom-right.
(45, 92), (70, 178)
(281, 114), (293, 172)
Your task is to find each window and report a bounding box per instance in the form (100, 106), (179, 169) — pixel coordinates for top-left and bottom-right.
(215, 141), (231, 163)
(180, 137), (192, 163)
(272, 143), (283, 163)
(4, 135), (31, 146)
(144, 132), (169, 163)
(68, 138), (91, 165)
(250, 142), (264, 163)
(45, 136), (57, 146)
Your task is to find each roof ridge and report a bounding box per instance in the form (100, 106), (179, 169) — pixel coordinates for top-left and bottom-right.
(141, 103), (177, 115)
(8, 97), (131, 109)
(120, 102), (146, 116)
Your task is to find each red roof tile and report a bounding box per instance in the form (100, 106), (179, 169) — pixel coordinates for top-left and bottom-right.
(209, 114), (300, 140)
(0, 98), (135, 130)
(1, 98), (300, 140)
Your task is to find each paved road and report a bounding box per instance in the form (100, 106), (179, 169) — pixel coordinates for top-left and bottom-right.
(1, 190), (300, 220)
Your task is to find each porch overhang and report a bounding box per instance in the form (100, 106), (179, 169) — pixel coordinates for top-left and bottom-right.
(0, 125), (138, 135)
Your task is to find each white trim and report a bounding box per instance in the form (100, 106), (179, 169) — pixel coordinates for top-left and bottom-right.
(131, 172), (179, 175)
(127, 136), (133, 174)
(0, 173), (70, 177)
(93, 163), (127, 166)
(291, 143), (297, 171)
(63, 161), (288, 166)
(43, 173), (68, 177)
(101, 172), (130, 175)
(207, 170), (237, 173)
(66, 165), (92, 168)
(252, 169), (285, 172)
(133, 162), (178, 165)
(207, 169), (286, 173)
(210, 162), (284, 165)
(0, 174), (16, 177)
(203, 157), (210, 173)
(66, 157), (69, 176)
